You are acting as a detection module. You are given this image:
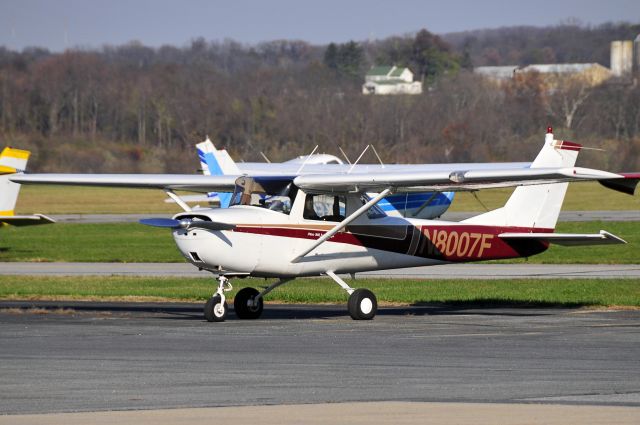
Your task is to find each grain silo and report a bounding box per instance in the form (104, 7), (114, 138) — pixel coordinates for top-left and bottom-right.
(611, 40), (633, 77)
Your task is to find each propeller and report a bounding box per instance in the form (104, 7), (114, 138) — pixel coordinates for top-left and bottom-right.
(139, 218), (235, 231)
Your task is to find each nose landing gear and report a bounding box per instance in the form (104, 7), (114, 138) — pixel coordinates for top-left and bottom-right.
(204, 275), (232, 322)
(204, 276), (293, 322)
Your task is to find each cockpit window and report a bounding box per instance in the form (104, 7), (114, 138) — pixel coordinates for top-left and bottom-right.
(230, 177), (297, 215)
(303, 194), (346, 222)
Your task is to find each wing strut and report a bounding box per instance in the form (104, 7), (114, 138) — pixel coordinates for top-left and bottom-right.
(164, 189), (192, 212)
(291, 188), (393, 263)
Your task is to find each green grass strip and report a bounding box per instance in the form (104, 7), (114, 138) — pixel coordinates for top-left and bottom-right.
(1, 276), (639, 308)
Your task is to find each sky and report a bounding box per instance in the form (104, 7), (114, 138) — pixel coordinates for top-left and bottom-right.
(1, 0), (639, 51)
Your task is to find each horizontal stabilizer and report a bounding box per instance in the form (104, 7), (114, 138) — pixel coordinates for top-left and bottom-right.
(499, 230), (626, 246)
(0, 214), (55, 227)
(599, 173), (640, 195)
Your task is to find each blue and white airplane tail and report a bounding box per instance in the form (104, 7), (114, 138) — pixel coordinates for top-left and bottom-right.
(196, 138), (240, 208)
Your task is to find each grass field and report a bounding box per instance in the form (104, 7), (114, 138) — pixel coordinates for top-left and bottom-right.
(1, 221), (638, 263)
(15, 182), (640, 214)
(0, 223), (182, 262)
(1, 276), (638, 307)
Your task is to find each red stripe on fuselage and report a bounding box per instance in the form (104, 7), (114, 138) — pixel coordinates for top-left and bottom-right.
(232, 224), (552, 262)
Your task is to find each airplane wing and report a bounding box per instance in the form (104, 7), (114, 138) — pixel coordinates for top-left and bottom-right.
(12, 167), (638, 196)
(293, 167), (633, 194)
(12, 174), (239, 193)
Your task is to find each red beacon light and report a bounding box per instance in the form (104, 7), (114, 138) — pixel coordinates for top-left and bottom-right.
(547, 126), (553, 134)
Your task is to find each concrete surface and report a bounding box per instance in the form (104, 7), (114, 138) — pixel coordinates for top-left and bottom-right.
(2, 262), (639, 279)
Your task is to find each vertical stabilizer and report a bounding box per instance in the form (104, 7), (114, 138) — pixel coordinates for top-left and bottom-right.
(195, 138), (240, 208)
(0, 147), (30, 215)
(463, 128), (580, 230)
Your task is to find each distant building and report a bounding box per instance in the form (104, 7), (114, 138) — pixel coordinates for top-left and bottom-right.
(475, 63), (611, 87)
(635, 34), (640, 74)
(474, 66), (518, 81)
(362, 65), (422, 95)
(475, 35), (640, 85)
(516, 63), (612, 86)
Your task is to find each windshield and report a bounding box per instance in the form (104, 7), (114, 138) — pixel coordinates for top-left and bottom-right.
(230, 177), (297, 215)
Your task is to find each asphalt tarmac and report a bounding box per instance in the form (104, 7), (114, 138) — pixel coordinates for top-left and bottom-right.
(2, 262), (640, 279)
(1, 301), (639, 418)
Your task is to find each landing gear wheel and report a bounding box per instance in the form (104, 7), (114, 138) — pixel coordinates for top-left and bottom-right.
(234, 287), (264, 320)
(348, 288), (377, 320)
(204, 295), (227, 322)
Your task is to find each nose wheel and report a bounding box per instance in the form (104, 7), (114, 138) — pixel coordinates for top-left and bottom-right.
(204, 295), (227, 322)
(204, 275), (232, 322)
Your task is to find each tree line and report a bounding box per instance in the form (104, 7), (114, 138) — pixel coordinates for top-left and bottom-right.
(0, 23), (638, 173)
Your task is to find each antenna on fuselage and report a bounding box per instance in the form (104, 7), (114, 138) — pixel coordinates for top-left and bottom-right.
(296, 145), (319, 174)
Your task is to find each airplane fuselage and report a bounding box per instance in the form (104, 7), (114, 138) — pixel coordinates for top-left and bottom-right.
(172, 204), (549, 278)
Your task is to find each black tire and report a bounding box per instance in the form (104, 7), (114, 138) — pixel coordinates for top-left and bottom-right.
(204, 295), (227, 322)
(234, 287), (264, 320)
(347, 288), (377, 320)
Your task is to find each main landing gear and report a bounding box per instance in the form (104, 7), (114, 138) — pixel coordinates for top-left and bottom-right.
(326, 271), (378, 320)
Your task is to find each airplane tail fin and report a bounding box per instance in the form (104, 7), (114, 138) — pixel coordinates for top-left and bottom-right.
(463, 128), (580, 230)
(195, 138), (240, 208)
(0, 147), (30, 215)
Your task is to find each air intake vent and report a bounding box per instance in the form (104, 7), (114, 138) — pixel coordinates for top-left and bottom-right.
(190, 252), (203, 262)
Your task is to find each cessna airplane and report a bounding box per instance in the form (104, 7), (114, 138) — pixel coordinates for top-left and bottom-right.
(11, 129), (638, 321)
(0, 147), (54, 227)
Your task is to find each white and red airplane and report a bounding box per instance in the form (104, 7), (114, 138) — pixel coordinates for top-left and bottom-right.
(12, 128), (638, 321)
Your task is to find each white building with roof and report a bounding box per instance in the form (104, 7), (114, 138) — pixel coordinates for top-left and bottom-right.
(362, 65), (422, 95)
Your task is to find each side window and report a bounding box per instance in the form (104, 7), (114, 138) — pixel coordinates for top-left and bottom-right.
(303, 194), (346, 222)
(361, 195), (386, 219)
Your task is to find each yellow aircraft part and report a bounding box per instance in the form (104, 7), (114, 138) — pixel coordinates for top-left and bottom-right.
(0, 165), (18, 174)
(0, 147), (30, 160)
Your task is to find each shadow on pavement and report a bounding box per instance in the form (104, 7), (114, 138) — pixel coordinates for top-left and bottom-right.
(0, 299), (578, 321)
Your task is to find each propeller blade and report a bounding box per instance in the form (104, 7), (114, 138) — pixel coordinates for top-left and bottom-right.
(187, 221), (236, 231)
(140, 217), (235, 231)
(139, 218), (182, 228)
